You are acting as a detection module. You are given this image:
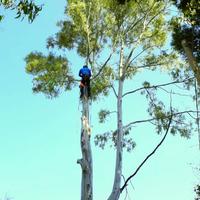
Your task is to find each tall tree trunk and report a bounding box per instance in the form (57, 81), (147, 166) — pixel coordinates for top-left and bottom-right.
(108, 42), (124, 200)
(77, 98), (93, 200)
(181, 39), (200, 150)
(181, 39), (200, 85)
(108, 80), (124, 200)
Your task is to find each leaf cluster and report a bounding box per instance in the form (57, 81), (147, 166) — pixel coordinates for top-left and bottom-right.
(91, 65), (115, 100)
(25, 52), (75, 98)
(171, 0), (200, 62)
(94, 128), (136, 152)
(98, 109), (111, 123)
(143, 85), (192, 138)
(195, 184), (200, 200)
(170, 66), (195, 90)
(0, 0), (42, 22)
(47, 0), (110, 58)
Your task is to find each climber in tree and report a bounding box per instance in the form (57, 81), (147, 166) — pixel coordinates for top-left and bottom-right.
(79, 65), (92, 98)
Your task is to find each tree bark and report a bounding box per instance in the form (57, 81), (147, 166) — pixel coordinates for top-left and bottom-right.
(181, 39), (200, 150)
(108, 42), (124, 200)
(77, 98), (93, 200)
(181, 39), (200, 85)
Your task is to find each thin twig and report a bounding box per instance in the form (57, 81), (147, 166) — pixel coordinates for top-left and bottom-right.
(126, 46), (153, 69)
(111, 84), (118, 98)
(132, 62), (169, 70)
(159, 86), (191, 97)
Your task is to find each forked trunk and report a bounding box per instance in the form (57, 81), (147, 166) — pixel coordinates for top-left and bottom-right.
(77, 97), (93, 200)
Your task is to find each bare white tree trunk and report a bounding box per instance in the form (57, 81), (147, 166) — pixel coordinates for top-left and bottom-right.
(77, 98), (93, 200)
(108, 42), (124, 200)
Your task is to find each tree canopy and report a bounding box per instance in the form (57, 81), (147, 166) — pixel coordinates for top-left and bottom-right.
(171, 0), (200, 65)
(25, 0), (199, 199)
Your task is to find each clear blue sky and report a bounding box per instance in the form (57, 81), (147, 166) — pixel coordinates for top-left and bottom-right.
(0, 1), (199, 200)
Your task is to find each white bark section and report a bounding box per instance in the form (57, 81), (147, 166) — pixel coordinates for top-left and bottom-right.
(181, 40), (200, 85)
(108, 42), (124, 200)
(77, 98), (93, 200)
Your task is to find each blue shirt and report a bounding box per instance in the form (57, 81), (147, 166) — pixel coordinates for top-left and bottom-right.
(79, 67), (91, 77)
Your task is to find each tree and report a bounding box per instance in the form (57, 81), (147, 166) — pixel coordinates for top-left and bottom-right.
(0, 0), (42, 22)
(171, 0), (200, 149)
(25, 0), (198, 199)
(171, 0), (200, 83)
(171, 0), (200, 65)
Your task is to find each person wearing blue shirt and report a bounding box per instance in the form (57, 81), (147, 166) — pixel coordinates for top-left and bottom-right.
(79, 65), (92, 98)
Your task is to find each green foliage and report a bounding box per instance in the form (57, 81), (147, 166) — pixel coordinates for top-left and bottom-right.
(143, 81), (151, 88)
(25, 52), (75, 97)
(91, 66), (115, 100)
(0, 0), (42, 22)
(47, 0), (109, 58)
(144, 86), (192, 138)
(98, 109), (111, 123)
(26, 0), (172, 102)
(195, 184), (200, 200)
(94, 129), (136, 152)
(124, 67), (137, 79)
(25, 0), (193, 153)
(47, 0), (169, 63)
(170, 63), (195, 91)
(171, 0), (200, 62)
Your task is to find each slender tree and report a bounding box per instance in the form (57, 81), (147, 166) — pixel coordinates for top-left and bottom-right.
(25, 0), (198, 199)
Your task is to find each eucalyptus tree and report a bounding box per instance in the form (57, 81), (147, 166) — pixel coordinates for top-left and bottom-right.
(0, 0), (42, 22)
(25, 1), (114, 199)
(171, 0), (200, 149)
(171, 0), (200, 84)
(25, 0), (197, 200)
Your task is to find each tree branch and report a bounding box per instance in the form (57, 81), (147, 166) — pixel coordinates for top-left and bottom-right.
(124, 11), (161, 73)
(122, 77), (194, 98)
(133, 62), (169, 70)
(159, 86), (191, 97)
(91, 52), (113, 81)
(111, 84), (118, 98)
(126, 45), (154, 69)
(126, 0), (156, 34)
(120, 114), (173, 193)
(123, 110), (199, 131)
(124, 21), (149, 72)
